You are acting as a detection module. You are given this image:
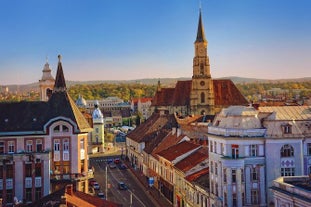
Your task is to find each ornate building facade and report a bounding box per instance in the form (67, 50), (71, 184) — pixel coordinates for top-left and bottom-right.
(0, 55), (93, 206)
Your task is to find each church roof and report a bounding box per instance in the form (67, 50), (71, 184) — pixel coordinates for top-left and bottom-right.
(151, 79), (248, 108)
(195, 10), (207, 43)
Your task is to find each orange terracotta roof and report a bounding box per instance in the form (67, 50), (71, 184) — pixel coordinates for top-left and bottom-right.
(157, 141), (201, 161)
(175, 148), (208, 172)
(172, 80), (192, 106)
(127, 113), (177, 143)
(151, 132), (186, 157)
(185, 168), (209, 182)
(213, 79), (249, 106)
(151, 79), (248, 108)
(151, 88), (175, 106)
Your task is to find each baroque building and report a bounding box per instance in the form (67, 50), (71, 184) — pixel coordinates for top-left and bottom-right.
(0, 55), (93, 206)
(151, 10), (248, 116)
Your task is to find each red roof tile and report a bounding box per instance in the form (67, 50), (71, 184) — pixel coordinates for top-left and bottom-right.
(157, 141), (201, 161)
(185, 168), (209, 182)
(175, 149), (208, 172)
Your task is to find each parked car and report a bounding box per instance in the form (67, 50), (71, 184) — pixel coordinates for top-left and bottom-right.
(118, 164), (127, 170)
(97, 192), (106, 200)
(118, 182), (127, 190)
(90, 181), (100, 190)
(109, 163), (117, 169)
(114, 158), (121, 164)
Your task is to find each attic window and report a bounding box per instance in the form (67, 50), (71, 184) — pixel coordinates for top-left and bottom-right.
(282, 124), (292, 134)
(63, 125), (69, 132)
(53, 125), (60, 132)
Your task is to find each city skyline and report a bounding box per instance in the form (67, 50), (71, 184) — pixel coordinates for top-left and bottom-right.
(0, 0), (311, 85)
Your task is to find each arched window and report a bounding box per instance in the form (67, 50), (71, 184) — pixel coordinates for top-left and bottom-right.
(63, 125), (69, 132)
(53, 125), (60, 132)
(280, 144), (294, 157)
(200, 92), (205, 103)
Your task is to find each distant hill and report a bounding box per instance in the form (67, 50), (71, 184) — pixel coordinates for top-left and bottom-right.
(2, 77), (311, 93)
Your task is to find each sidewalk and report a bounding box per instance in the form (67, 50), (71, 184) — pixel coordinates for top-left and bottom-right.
(124, 160), (172, 207)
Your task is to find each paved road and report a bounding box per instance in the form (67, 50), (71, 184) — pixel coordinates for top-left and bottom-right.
(90, 156), (157, 207)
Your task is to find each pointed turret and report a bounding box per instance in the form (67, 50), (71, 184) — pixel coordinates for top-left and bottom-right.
(53, 55), (67, 92)
(195, 10), (207, 43)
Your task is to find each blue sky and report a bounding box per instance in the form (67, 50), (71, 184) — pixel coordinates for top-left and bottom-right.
(0, 0), (310, 85)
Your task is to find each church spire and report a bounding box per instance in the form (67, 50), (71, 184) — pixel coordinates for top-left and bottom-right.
(53, 55), (67, 92)
(195, 9), (207, 43)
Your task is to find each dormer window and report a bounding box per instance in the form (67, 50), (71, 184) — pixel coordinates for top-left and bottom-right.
(282, 124), (292, 134)
(54, 125), (60, 132)
(63, 125), (69, 132)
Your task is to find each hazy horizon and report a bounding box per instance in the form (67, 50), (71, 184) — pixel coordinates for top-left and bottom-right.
(1, 0), (310, 85)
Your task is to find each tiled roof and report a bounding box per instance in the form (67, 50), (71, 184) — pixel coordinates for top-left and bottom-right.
(213, 79), (248, 106)
(127, 113), (177, 143)
(172, 80), (192, 106)
(259, 106), (311, 120)
(151, 79), (248, 107)
(151, 88), (175, 106)
(157, 141), (201, 161)
(132, 97), (153, 104)
(185, 168), (209, 189)
(151, 132), (186, 157)
(175, 148), (208, 172)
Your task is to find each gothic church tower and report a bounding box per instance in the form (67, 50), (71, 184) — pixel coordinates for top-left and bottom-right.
(190, 10), (214, 115)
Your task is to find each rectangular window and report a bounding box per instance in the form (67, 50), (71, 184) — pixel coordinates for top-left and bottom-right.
(8, 141), (15, 153)
(35, 163), (41, 177)
(26, 140), (33, 152)
(6, 189), (13, 204)
(215, 162), (218, 175)
(283, 125), (292, 134)
(26, 164), (32, 177)
(54, 139), (60, 151)
(26, 188), (32, 202)
(232, 169), (236, 183)
(232, 193), (237, 207)
(214, 141), (217, 153)
(80, 139), (84, 150)
(224, 192), (227, 206)
(210, 161), (214, 174)
(35, 188), (42, 200)
(250, 145), (257, 157)
(232, 145), (239, 159)
(223, 169), (227, 183)
(241, 168), (244, 182)
(36, 139), (43, 152)
(281, 167), (295, 176)
(63, 139), (69, 151)
(0, 141), (5, 154)
(308, 143), (311, 156)
(210, 141), (213, 153)
(251, 190), (259, 204)
(6, 165), (13, 178)
(215, 183), (218, 196)
(251, 167), (258, 181)
(221, 143), (224, 155)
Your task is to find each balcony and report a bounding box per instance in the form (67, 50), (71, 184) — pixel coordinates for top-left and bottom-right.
(208, 126), (266, 137)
